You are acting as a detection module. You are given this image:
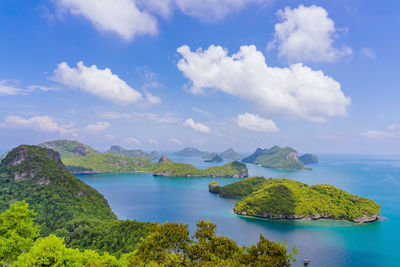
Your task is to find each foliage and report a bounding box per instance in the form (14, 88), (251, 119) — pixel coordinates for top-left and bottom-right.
(0, 201), (40, 265)
(152, 160), (248, 177)
(225, 177), (381, 222)
(208, 181), (220, 193)
(122, 220), (296, 266)
(12, 234), (121, 267)
(242, 146), (305, 170)
(0, 145), (116, 236)
(56, 218), (151, 257)
(39, 140), (99, 159)
(106, 146), (159, 160)
(63, 153), (153, 173)
(219, 176), (267, 197)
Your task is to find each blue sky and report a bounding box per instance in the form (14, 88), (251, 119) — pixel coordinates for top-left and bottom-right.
(0, 0), (399, 154)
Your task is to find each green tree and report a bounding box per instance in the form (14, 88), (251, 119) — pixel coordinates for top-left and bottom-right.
(13, 234), (120, 267)
(0, 201), (40, 265)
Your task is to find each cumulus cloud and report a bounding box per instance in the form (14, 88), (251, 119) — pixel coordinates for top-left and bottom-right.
(145, 91), (162, 104)
(235, 113), (278, 132)
(84, 122), (110, 132)
(177, 44), (350, 122)
(148, 138), (158, 145)
(169, 138), (181, 145)
(182, 118), (211, 133)
(56, 0), (158, 40)
(55, 0), (271, 40)
(0, 115), (77, 136)
(268, 5), (352, 63)
(361, 130), (394, 141)
(50, 61), (152, 105)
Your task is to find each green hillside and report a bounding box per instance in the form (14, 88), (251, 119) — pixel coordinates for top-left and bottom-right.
(106, 145), (159, 160)
(40, 140), (99, 158)
(242, 146), (305, 170)
(0, 145), (116, 235)
(219, 177), (380, 223)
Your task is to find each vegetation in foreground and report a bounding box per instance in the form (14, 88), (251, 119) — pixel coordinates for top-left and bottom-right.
(216, 177), (380, 223)
(1, 202), (297, 266)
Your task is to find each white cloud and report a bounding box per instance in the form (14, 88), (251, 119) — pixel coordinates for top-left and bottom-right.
(174, 0), (270, 22)
(235, 113), (278, 132)
(0, 115), (77, 136)
(192, 107), (214, 118)
(131, 112), (180, 124)
(169, 138), (181, 145)
(124, 137), (141, 145)
(268, 5), (352, 63)
(98, 112), (131, 119)
(56, 0), (158, 40)
(55, 0), (271, 40)
(388, 124), (400, 130)
(361, 130), (394, 141)
(360, 47), (376, 59)
(148, 138), (158, 145)
(51, 61), (151, 105)
(84, 122), (110, 132)
(182, 118), (211, 134)
(177, 44), (350, 122)
(145, 91), (162, 104)
(0, 80), (57, 96)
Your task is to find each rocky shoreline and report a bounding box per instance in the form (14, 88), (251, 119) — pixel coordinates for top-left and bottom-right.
(234, 211), (380, 224)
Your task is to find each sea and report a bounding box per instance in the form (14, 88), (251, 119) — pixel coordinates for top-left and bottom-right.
(77, 154), (400, 266)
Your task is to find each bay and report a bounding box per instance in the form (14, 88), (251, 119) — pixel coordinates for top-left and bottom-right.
(78, 154), (399, 266)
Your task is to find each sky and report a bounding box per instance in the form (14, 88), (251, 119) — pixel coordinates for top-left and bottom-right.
(0, 0), (399, 154)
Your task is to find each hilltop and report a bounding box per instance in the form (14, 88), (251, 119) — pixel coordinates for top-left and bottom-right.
(174, 147), (210, 157)
(242, 146), (318, 170)
(215, 177), (380, 223)
(106, 145), (159, 160)
(0, 145), (116, 235)
(40, 140), (99, 158)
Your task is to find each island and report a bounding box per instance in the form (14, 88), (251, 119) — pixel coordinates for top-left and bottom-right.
(213, 176), (380, 223)
(39, 140), (248, 178)
(205, 154), (223, 163)
(299, 154), (319, 165)
(174, 147), (210, 157)
(208, 181), (220, 193)
(175, 147), (243, 161)
(242, 145), (318, 170)
(106, 145), (159, 160)
(220, 148), (243, 160)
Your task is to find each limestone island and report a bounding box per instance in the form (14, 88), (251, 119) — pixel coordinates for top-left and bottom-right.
(242, 145), (318, 170)
(39, 140), (248, 178)
(211, 176), (380, 223)
(204, 154), (223, 163)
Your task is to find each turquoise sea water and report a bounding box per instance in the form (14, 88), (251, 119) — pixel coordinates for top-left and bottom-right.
(77, 155), (400, 266)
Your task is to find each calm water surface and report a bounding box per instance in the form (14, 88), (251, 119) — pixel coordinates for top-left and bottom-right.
(77, 154), (400, 266)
